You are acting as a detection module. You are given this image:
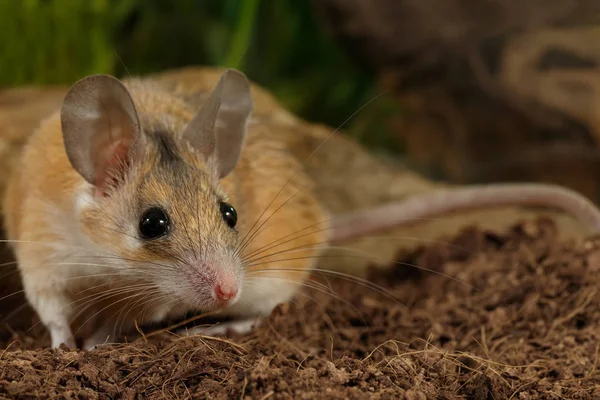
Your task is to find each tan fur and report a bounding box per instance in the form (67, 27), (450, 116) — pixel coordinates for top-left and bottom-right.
(3, 70), (329, 348)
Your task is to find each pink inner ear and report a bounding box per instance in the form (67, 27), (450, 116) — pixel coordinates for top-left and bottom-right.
(94, 139), (132, 197)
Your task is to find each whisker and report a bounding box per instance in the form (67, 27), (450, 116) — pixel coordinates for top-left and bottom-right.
(246, 244), (477, 290)
(115, 289), (167, 338)
(62, 281), (154, 314)
(244, 242), (349, 264)
(26, 283), (154, 333)
(235, 91), (387, 258)
(0, 264), (21, 281)
(68, 283), (156, 314)
(124, 294), (172, 336)
(243, 217), (474, 264)
(49, 273), (144, 288)
(114, 52), (131, 79)
(0, 239), (90, 252)
(248, 265), (405, 306)
(249, 264), (477, 305)
(235, 189), (302, 258)
(240, 220), (478, 290)
(0, 261), (19, 267)
(43, 262), (152, 278)
(245, 255), (369, 269)
(67, 282), (165, 336)
(248, 246), (480, 291)
(245, 275), (375, 324)
(72, 290), (158, 338)
(69, 255), (179, 274)
(0, 302), (31, 326)
(0, 289), (25, 303)
(241, 217), (334, 260)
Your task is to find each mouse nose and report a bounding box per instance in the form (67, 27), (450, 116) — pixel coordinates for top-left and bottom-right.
(215, 282), (238, 302)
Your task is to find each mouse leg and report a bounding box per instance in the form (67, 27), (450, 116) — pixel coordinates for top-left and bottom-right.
(18, 253), (76, 349)
(26, 288), (76, 349)
(180, 316), (262, 337)
(44, 305), (76, 349)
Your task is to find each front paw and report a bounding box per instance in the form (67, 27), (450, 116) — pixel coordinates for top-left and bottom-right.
(180, 317), (262, 337)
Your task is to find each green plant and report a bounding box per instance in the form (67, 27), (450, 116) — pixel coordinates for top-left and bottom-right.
(0, 0), (138, 85)
(0, 0), (403, 153)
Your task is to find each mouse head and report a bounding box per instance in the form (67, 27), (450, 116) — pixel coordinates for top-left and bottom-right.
(60, 69), (253, 312)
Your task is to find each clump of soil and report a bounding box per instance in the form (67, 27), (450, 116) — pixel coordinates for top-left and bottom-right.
(1, 218), (599, 399)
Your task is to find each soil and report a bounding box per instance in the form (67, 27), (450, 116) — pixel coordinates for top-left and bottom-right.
(0, 218), (599, 399)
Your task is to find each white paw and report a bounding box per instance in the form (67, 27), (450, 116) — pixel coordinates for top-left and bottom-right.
(51, 338), (76, 350)
(180, 317), (261, 337)
(50, 328), (76, 350)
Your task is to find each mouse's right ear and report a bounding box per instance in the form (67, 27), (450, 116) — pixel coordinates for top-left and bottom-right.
(182, 69), (253, 179)
(61, 74), (141, 193)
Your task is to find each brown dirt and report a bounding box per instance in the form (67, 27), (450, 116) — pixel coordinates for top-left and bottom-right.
(1, 218), (599, 399)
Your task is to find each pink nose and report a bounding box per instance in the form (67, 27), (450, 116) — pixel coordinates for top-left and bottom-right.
(215, 283), (238, 302)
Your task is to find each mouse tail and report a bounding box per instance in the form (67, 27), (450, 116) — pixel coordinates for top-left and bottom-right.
(329, 183), (600, 243)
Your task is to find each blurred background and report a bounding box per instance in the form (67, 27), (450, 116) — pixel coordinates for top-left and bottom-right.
(0, 0), (402, 153)
(3, 0), (600, 203)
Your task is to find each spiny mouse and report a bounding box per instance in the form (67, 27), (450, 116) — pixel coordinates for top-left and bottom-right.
(4, 69), (600, 350)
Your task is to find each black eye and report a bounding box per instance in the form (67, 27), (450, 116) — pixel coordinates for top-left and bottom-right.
(139, 207), (170, 239)
(219, 202), (237, 229)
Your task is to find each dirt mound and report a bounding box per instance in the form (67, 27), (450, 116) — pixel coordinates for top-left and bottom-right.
(0, 219), (599, 399)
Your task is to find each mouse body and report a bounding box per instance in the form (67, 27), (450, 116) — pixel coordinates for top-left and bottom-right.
(3, 70), (329, 349)
(5, 69), (600, 350)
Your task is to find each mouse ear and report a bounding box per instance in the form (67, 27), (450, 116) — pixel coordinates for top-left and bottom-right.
(61, 74), (141, 192)
(182, 69), (253, 179)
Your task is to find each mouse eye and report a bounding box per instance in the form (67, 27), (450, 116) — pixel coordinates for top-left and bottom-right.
(219, 202), (237, 229)
(139, 207), (170, 239)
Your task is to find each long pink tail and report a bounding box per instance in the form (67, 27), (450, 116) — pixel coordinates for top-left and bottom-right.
(330, 183), (600, 243)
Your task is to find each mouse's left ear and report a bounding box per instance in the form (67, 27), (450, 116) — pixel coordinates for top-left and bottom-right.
(182, 68), (253, 179)
(61, 74), (142, 194)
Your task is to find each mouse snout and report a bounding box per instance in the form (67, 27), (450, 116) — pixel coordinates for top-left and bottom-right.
(212, 273), (239, 304)
(182, 255), (242, 308)
(215, 281), (238, 302)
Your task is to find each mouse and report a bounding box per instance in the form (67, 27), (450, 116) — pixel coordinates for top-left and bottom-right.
(4, 68), (600, 350)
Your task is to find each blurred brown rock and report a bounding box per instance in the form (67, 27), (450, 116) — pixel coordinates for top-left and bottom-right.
(315, 0), (600, 203)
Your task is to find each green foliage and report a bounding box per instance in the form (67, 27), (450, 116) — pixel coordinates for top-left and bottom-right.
(0, 0), (138, 85)
(0, 0), (402, 153)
